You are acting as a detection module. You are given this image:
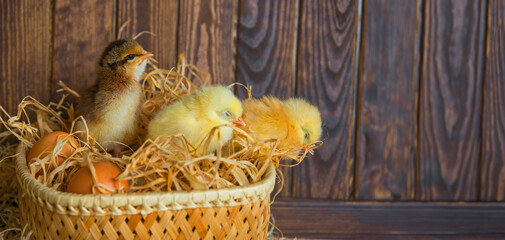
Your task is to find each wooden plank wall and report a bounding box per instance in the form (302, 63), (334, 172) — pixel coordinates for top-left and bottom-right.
(418, 0), (487, 201)
(292, 0), (356, 200)
(1, 0), (505, 237)
(52, 0), (115, 102)
(482, 0), (505, 202)
(356, 0), (419, 201)
(0, 0), (51, 115)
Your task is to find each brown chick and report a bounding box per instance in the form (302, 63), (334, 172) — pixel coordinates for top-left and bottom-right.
(241, 96), (322, 150)
(74, 39), (153, 156)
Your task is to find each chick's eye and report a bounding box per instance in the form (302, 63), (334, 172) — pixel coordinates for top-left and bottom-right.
(126, 54), (136, 60)
(224, 111), (231, 117)
(304, 132), (309, 139)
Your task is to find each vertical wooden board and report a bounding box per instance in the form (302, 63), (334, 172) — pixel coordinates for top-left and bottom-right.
(418, 0), (486, 201)
(52, 0), (115, 99)
(292, 0), (357, 200)
(355, 0), (420, 201)
(0, 0), (51, 115)
(178, 0), (237, 85)
(236, 0), (297, 98)
(481, 0), (505, 201)
(117, 0), (178, 70)
(236, 0), (298, 197)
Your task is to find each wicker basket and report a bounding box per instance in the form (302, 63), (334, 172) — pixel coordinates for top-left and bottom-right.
(16, 143), (276, 239)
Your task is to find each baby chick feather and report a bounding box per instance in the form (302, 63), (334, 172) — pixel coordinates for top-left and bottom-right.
(242, 96), (322, 149)
(74, 39), (153, 156)
(147, 85), (245, 156)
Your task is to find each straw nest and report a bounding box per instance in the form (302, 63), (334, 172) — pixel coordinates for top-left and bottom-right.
(0, 56), (321, 238)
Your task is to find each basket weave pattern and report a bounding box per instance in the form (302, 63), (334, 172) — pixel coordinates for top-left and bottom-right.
(16, 144), (274, 239)
(19, 193), (270, 239)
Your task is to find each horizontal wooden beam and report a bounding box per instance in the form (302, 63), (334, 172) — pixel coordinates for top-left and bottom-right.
(270, 199), (505, 239)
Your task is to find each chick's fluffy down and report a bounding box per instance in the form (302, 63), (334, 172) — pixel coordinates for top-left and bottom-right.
(147, 86), (243, 155)
(242, 96), (322, 148)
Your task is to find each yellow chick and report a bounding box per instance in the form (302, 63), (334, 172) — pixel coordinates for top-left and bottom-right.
(241, 96), (322, 149)
(147, 85), (245, 155)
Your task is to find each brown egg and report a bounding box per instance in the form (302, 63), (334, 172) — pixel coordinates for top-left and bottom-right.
(66, 162), (129, 194)
(27, 131), (79, 176)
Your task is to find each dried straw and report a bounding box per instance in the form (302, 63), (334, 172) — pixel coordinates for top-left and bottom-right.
(0, 144), (20, 240)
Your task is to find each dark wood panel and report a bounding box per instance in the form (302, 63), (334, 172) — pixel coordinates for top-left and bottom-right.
(117, 0), (178, 69)
(292, 0), (357, 200)
(52, 0), (115, 99)
(276, 234), (505, 240)
(178, 0), (237, 85)
(236, 0), (297, 98)
(355, 0), (420, 201)
(236, 0), (299, 197)
(418, 0), (487, 201)
(271, 199), (505, 239)
(481, 0), (505, 201)
(0, 0), (51, 115)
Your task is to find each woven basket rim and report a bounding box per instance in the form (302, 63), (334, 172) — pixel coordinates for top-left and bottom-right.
(16, 142), (276, 216)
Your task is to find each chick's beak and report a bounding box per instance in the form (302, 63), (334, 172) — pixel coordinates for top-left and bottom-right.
(302, 144), (310, 152)
(139, 51), (154, 60)
(232, 116), (246, 127)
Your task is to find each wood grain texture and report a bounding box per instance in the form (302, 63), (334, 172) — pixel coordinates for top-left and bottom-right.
(418, 0), (487, 201)
(236, 0), (298, 98)
(271, 199), (505, 239)
(117, 0), (178, 70)
(355, 0), (420, 200)
(292, 0), (357, 200)
(178, 0), (237, 85)
(52, 0), (115, 100)
(236, 0), (299, 197)
(481, 0), (505, 201)
(0, 0), (51, 115)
